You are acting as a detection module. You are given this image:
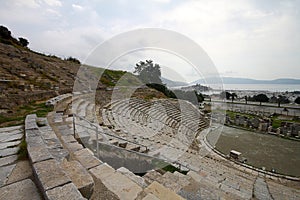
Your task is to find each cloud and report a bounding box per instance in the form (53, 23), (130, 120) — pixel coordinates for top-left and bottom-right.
(43, 0), (62, 7)
(72, 4), (84, 12)
(13, 0), (40, 8)
(1, 0), (299, 80)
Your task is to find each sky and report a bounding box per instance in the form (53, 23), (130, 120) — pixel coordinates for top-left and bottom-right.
(1, 0), (300, 82)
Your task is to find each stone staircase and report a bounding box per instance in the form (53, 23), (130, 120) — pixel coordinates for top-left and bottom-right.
(3, 93), (298, 199)
(0, 125), (41, 200)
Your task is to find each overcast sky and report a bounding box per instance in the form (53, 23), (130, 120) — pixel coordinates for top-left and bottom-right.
(1, 0), (300, 81)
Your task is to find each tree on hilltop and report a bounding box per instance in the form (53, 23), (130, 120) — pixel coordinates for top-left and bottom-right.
(0, 25), (11, 39)
(134, 60), (162, 84)
(18, 37), (29, 47)
(295, 97), (300, 104)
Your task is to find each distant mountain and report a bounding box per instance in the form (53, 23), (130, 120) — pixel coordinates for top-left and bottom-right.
(161, 77), (188, 87)
(192, 77), (300, 85)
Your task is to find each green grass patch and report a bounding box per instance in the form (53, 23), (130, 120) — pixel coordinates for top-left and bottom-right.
(0, 101), (53, 127)
(162, 164), (189, 175)
(17, 139), (28, 160)
(226, 110), (256, 120)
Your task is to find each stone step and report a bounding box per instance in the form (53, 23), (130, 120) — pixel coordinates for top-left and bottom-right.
(46, 183), (86, 200)
(0, 155), (18, 167)
(89, 163), (143, 200)
(0, 164), (16, 187)
(108, 139), (119, 146)
(60, 160), (94, 199)
(162, 171), (191, 193)
(33, 159), (71, 192)
(0, 125), (23, 132)
(253, 176), (273, 200)
(118, 141), (128, 148)
(73, 148), (102, 170)
(143, 170), (164, 185)
(0, 179), (41, 200)
(144, 181), (185, 200)
(126, 143), (140, 152)
(117, 167), (148, 188)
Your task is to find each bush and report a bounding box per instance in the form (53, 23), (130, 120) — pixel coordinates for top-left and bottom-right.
(295, 97), (300, 104)
(65, 56), (81, 64)
(18, 37), (29, 47)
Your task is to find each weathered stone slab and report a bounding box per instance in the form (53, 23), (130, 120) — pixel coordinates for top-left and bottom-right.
(26, 135), (44, 146)
(0, 132), (22, 142)
(33, 159), (71, 191)
(48, 148), (69, 162)
(0, 155), (18, 167)
(6, 160), (32, 185)
(0, 125), (22, 133)
(46, 183), (86, 200)
(0, 146), (19, 157)
(144, 181), (184, 200)
(61, 135), (77, 143)
(0, 164), (16, 187)
(27, 145), (53, 163)
(25, 129), (40, 138)
(89, 163), (143, 200)
(161, 171), (191, 193)
(0, 178), (41, 200)
(61, 160), (94, 199)
(0, 141), (20, 150)
(117, 167), (147, 188)
(65, 142), (84, 152)
(142, 193), (160, 200)
(25, 114), (38, 130)
(89, 163), (115, 180)
(74, 148), (102, 170)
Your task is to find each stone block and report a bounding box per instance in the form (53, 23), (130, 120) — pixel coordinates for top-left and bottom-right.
(61, 135), (77, 143)
(27, 144), (53, 163)
(65, 142), (84, 152)
(61, 160), (94, 199)
(33, 159), (71, 191)
(144, 181), (184, 200)
(46, 183), (86, 200)
(25, 114), (38, 130)
(142, 193), (160, 200)
(117, 167), (148, 188)
(48, 148), (69, 162)
(89, 163), (143, 200)
(0, 155), (18, 167)
(0, 147), (20, 157)
(0, 179), (41, 200)
(74, 148), (102, 170)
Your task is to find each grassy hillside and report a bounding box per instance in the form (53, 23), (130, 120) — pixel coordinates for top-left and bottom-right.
(0, 26), (167, 127)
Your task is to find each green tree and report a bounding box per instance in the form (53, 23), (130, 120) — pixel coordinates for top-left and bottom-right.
(295, 97), (300, 104)
(254, 94), (269, 106)
(231, 92), (237, 102)
(134, 60), (162, 84)
(18, 37), (29, 47)
(0, 25), (11, 39)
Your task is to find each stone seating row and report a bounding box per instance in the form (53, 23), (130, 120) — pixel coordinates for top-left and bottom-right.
(45, 93), (72, 107)
(25, 114), (86, 200)
(51, 96), (187, 199)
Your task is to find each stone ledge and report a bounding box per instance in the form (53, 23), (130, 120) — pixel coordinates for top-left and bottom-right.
(33, 159), (71, 191)
(45, 182), (86, 200)
(25, 114), (39, 130)
(0, 179), (41, 200)
(27, 144), (54, 164)
(144, 181), (185, 200)
(60, 160), (94, 199)
(89, 163), (143, 200)
(73, 148), (102, 170)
